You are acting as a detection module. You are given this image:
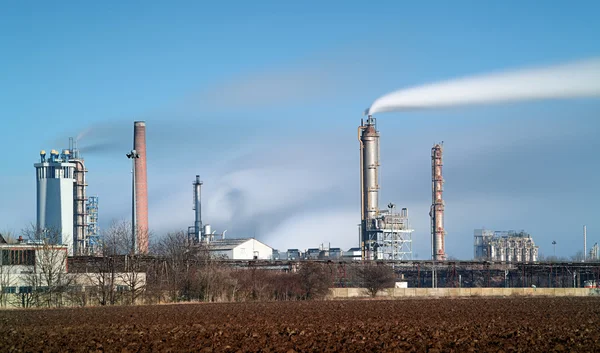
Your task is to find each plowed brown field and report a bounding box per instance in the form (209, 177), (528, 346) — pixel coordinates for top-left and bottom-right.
(1, 298), (599, 352)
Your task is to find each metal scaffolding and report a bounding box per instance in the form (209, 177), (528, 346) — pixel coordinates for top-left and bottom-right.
(86, 196), (100, 255)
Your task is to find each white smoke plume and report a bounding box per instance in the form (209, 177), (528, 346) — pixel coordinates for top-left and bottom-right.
(367, 57), (600, 115)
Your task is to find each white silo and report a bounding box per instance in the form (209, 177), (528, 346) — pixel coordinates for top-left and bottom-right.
(34, 149), (76, 255)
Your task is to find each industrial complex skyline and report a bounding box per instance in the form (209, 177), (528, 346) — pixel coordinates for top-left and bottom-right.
(1, 1), (599, 259)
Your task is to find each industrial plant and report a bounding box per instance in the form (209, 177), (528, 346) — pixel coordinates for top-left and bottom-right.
(473, 229), (539, 262)
(34, 138), (100, 256)
(26, 116), (593, 268)
(358, 116), (414, 260)
(1, 110), (591, 307)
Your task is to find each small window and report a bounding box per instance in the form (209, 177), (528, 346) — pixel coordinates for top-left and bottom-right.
(18, 286), (32, 294)
(2, 287), (16, 294)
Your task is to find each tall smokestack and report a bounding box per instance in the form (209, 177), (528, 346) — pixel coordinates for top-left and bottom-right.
(430, 143), (446, 261)
(134, 121), (148, 254)
(193, 175), (203, 243)
(584, 225), (587, 262)
(359, 116), (380, 260)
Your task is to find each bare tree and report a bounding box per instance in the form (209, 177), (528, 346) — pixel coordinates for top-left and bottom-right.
(0, 254), (16, 307)
(118, 254), (146, 305)
(85, 254), (119, 306)
(83, 220), (132, 306)
(0, 229), (18, 244)
(297, 262), (331, 300)
(152, 231), (198, 301)
(355, 263), (396, 297)
(21, 225), (72, 308)
(82, 220), (152, 305)
(571, 251), (585, 262)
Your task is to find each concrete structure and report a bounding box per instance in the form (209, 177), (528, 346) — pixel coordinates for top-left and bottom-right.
(474, 229), (539, 262)
(429, 143), (446, 261)
(34, 150), (76, 255)
(0, 241), (146, 306)
(0, 241), (69, 293)
(358, 116), (414, 260)
(133, 121), (149, 254)
(208, 238), (273, 260)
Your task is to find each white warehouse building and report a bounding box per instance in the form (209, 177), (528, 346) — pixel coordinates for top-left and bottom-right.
(208, 238), (273, 260)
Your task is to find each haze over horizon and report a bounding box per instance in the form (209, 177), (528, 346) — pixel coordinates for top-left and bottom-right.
(1, 1), (599, 259)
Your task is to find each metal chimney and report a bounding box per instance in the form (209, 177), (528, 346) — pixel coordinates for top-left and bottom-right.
(193, 175), (203, 243)
(358, 116), (380, 260)
(430, 143), (446, 261)
(584, 225), (587, 262)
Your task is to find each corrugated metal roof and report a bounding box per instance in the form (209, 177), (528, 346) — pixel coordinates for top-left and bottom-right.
(207, 238), (252, 251)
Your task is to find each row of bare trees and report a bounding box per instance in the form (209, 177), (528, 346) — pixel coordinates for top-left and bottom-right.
(0, 220), (399, 308)
(145, 230), (335, 303)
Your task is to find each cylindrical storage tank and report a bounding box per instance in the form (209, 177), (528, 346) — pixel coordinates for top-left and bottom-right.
(203, 224), (211, 237)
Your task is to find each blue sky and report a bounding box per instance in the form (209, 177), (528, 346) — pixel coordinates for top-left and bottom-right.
(1, 1), (599, 259)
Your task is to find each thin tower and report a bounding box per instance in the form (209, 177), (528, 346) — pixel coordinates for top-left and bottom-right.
(194, 175), (203, 242)
(133, 121), (149, 253)
(430, 143), (446, 261)
(358, 116), (380, 260)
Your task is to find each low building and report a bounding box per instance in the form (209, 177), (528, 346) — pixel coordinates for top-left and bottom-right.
(208, 238), (273, 260)
(305, 248), (321, 260)
(343, 247), (362, 261)
(328, 248), (342, 259)
(0, 240), (69, 294)
(474, 229), (539, 262)
(0, 238), (146, 306)
(286, 249), (301, 260)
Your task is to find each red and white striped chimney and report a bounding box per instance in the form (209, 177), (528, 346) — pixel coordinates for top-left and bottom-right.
(134, 121), (149, 253)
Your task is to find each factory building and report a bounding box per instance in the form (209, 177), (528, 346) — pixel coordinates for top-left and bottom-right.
(34, 140), (99, 256)
(358, 116), (414, 260)
(0, 235), (146, 302)
(273, 249), (302, 261)
(474, 229), (539, 262)
(208, 238), (273, 260)
(0, 235), (69, 294)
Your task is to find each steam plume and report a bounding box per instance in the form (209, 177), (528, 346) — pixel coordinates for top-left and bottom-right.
(367, 57), (600, 115)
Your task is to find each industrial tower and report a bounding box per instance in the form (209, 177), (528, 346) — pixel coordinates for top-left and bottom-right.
(430, 143), (446, 261)
(188, 175), (203, 243)
(133, 121), (149, 254)
(358, 116), (413, 260)
(34, 150), (77, 255)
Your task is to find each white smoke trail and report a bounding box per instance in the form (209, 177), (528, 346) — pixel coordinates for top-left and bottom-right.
(367, 57), (600, 115)
(76, 127), (92, 142)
